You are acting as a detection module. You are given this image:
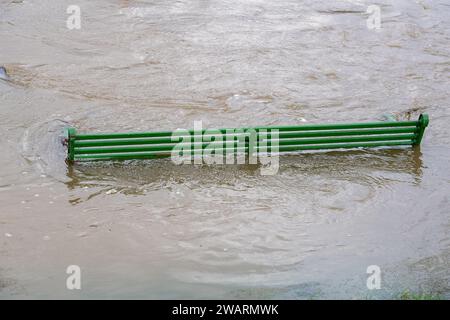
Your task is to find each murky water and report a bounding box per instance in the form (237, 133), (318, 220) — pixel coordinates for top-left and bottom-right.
(0, 0), (449, 299)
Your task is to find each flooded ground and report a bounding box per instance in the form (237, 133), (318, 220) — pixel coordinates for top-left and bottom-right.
(0, 0), (449, 299)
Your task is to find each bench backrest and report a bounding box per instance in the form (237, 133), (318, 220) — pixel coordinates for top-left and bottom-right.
(65, 114), (429, 162)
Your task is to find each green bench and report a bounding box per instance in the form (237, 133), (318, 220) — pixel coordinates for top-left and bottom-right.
(64, 114), (429, 163)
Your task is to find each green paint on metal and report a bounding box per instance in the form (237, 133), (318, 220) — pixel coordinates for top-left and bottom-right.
(413, 113), (429, 145)
(64, 114), (429, 162)
(64, 127), (77, 163)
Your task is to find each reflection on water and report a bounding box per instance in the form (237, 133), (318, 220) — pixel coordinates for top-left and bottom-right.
(65, 148), (424, 198)
(56, 146), (432, 297)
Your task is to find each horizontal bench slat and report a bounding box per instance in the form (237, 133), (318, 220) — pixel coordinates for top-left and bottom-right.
(74, 134), (415, 155)
(74, 127), (418, 147)
(74, 120), (418, 140)
(74, 140), (414, 161)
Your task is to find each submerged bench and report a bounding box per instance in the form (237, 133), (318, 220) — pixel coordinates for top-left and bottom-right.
(64, 114), (429, 162)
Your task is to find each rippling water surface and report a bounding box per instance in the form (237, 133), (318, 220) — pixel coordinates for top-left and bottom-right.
(0, 0), (449, 299)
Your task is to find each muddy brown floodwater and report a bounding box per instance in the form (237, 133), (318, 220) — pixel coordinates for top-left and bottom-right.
(0, 0), (449, 299)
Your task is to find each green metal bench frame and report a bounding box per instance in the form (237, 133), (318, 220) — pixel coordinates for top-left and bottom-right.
(64, 114), (429, 163)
